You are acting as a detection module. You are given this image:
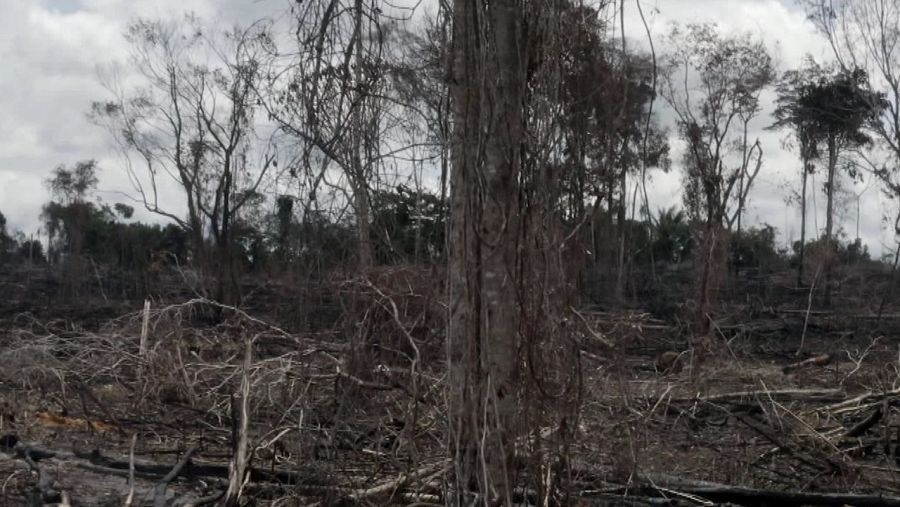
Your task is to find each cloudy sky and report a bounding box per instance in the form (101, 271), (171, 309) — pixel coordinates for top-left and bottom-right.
(0, 0), (895, 256)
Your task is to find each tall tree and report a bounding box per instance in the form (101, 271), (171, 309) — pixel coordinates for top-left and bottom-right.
(790, 66), (878, 303)
(388, 7), (453, 241)
(448, 0), (527, 499)
(804, 0), (900, 287)
(771, 60), (827, 286)
(92, 15), (276, 304)
(261, 0), (395, 271)
(552, 2), (668, 298)
(42, 160), (99, 262)
(449, 0), (588, 501)
(660, 23), (773, 336)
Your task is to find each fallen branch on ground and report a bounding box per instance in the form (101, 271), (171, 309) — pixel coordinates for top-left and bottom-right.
(639, 473), (900, 506)
(783, 353), (833, 374)
(152, 446), (198, 507)
(672, 388), (844, 404)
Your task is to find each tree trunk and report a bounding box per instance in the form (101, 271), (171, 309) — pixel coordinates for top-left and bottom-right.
(824, 134), (836, 305)
(189, 214), (205, 277)
(216, 170), (241, 306)
(439, 101), (449, 257)
(798, 157), (808, 287)
(448, 0), (524, 502)
(615, 168), (627, 300)
(736, 120), (750, 237)
(346, 0), (373, 379)
(352, 177), (372, 269)
(696, 219), (716, 337)
(352, 0), (372, 272)
(214, 240), (241, 306)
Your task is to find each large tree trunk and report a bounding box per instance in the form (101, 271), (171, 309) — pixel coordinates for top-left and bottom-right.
(214, 239), (241, 306)
(448, 0), (524, 502)
(824, 134), (836, 305)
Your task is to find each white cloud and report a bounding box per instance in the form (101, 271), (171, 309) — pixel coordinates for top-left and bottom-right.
(617, 0), (898, 255)
(0, 0), (286, 236)
(0, 0), (896, 257)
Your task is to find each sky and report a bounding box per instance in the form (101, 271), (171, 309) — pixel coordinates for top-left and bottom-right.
(0, 0), (896, 256)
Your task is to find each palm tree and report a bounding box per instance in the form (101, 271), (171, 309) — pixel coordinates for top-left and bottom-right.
(653, 206), (692, 264)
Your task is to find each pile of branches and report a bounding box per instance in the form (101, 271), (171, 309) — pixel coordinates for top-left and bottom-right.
(3, 290), (900, 505)
(583, 359), (900, 506)
(0, 293), (448, 505)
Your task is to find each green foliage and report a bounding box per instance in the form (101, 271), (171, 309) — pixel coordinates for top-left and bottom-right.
(793, 231), (871, 266)
(47, 160), (99, 205)
(371, 185), (445, 263)
(772, 61), (882, 182)
(41, 160), (190, 276)
(16, 239), (45, 263)
(652, 207), (693, 264)
(42, 198), (189, 269)
(801, 66), (883, 149)
(729, 224), (783, 272)
(114, 203), (135, 219)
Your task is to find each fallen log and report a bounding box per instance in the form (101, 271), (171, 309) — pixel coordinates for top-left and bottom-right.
(783, 353), (833, 374)
(641, 473), (900, 506)
(821, 387), (900, 414)
(844, 407), (883, 438)
(2, 440), (326, 488)
(23, 447), (62, 505)
(733, 413), (836, 473)
(153, 446), (198, 507)
(672, 388), (845, 404)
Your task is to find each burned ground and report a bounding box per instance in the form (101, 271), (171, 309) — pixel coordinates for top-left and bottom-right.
(0, 263), (899, 506)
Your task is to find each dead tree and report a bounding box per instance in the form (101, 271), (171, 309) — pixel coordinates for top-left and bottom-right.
(260, 0), (392, 272)
(92, 16), (276, 305)
(660, 23), (773, 336)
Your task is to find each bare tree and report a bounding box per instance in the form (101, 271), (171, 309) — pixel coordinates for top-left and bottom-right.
(660, 23), (773, 336)
(388, 6), (453, 241)
(260, 0), (399, 271)
(92, 15), (277, 304)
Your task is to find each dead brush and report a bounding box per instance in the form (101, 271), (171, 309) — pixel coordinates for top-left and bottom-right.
(0, 334), (64, 394)
(0, 298), (452, 504)
(339, 265), (444, 371)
